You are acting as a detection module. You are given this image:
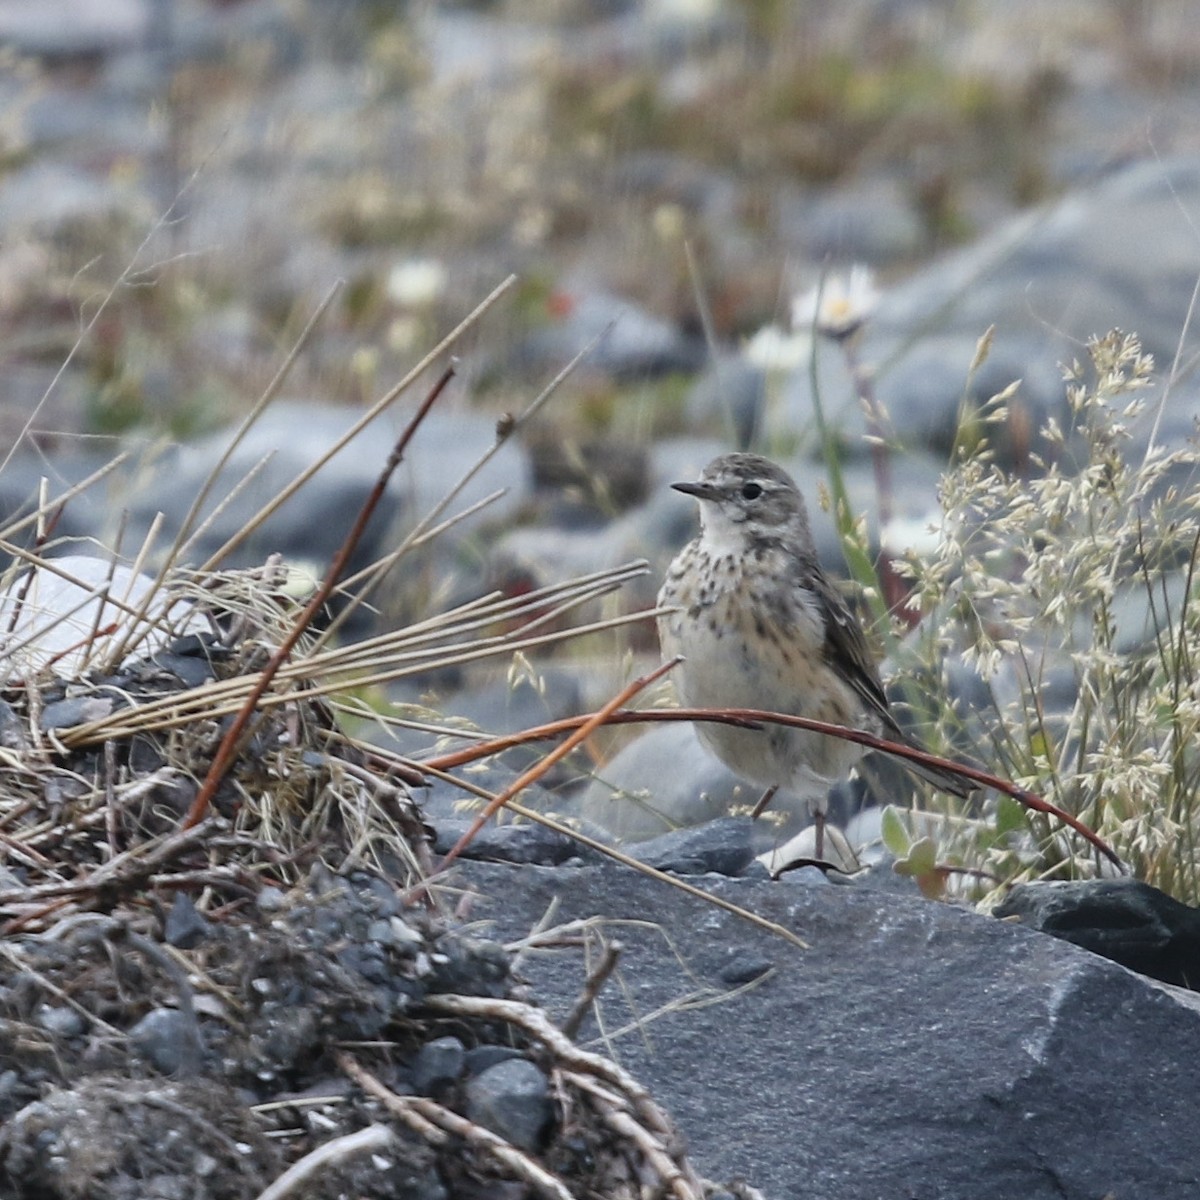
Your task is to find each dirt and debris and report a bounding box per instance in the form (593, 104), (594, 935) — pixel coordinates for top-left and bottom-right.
(0, 563), (737, 1200)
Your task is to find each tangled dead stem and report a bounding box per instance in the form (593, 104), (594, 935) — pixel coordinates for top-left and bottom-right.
(0, 564), (737, 1200)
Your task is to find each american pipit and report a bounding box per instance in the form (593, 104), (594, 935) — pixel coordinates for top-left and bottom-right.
(657, 452), (973, 859)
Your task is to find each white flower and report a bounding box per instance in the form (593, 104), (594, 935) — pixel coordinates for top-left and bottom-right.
(742, 323), (813, 372)
(791, 265), (880, 340)
(386, 258), (447, 308)
(881, 513), (942, 558)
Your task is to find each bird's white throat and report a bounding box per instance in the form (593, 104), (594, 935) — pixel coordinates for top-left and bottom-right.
(697, 502), (750, 558)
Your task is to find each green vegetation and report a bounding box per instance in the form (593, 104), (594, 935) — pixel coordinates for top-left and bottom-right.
(848, 330), (1200, 904)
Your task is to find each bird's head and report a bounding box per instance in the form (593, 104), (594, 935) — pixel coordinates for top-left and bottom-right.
(672, 453), (812, 552)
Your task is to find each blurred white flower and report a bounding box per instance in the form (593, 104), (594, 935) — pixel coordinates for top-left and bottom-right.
(386, 258), (447, 308)
(792, 265), (880, 340)
(743, 323), (812, 372)
(880, 513), (942, 558)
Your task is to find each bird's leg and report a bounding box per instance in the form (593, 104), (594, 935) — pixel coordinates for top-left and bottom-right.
(749, 785), (778, 819)
(809, 794), (829, 862)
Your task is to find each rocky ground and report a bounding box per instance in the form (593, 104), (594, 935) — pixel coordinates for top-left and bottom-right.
(4, 0), (1200, 1196)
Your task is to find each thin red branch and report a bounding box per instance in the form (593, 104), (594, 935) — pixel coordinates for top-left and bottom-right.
(181, 363), (457, 830)
(432, 657), (682, 874)
(408, 703), (1123, 871)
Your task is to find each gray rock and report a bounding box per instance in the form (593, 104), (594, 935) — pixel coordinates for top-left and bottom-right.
(146, 648), (217, 690)
(630, 816), (757, 876)
(130, 1007), (204, 1078)
(463, 1057), (552, 1153)
(39, 695), (119, 731)
(995, 879), (1200, 990)
(431, 816), (584, 867)
(117, 400), (530, 612)
(577, 720), (816, 843)
(163, 893), (210, 950)
(257, 886), (288, 914)
(795, 174), (926, 265)
(855, 157), (1200, 463)
(455, 858), (1200, 1200)
(714, 949), (774, 986)
(0, 700), (26, 752)
(0, 160), (145, 235)
(0, 449), (116, 550)
(463, 1044), (523, 1075)
(0, 0), (149, 58)
(411, 1036), (466, 1097)
(386, 668), (584, 762)
(416, 763), (561, 826)
(684, 356), (767, 449)
(34, 1004), (87, 1039)
(515, 287), (704, 380)
(775, 863), (833, 888)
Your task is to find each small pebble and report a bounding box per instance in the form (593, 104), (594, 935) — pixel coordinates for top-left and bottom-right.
(164, 893), (210, 949)
(464, 1058), (552, 1152)
(130, 1008), (204, 1078)
(412, 1036), (465, 1097)
(34, 1005), (86, 1039)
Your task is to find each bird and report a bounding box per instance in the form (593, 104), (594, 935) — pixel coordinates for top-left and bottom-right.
(656, 451), (973, 860)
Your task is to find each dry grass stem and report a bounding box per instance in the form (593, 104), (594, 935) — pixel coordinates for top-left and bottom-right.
(198, 275), (517, 573)
(336, 1054), (576, 1200)
(252, 1124), (396, 1200)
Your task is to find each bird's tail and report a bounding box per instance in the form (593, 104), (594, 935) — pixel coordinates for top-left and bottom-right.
(879, 717), (978, 798)
(900, 751), (978, 799)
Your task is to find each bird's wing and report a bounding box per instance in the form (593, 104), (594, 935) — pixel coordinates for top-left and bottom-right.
(806, 561), (977, 798)
(804, 563), (892, 723)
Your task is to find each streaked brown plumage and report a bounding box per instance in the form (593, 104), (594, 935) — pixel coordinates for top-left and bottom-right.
(657, 452), (972, 857)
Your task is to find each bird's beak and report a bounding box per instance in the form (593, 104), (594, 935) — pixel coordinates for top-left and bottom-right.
(671, 480), (718, 500)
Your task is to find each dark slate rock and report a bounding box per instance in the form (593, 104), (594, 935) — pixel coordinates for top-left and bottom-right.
(463, 1057), (552, 1153)
(774, 863), (834, 888)
(630, 817), (757, 876)
(0, 700), (27, 752)
(411, 1036), (466, 1098)
(146, 650), (216, 690)
(452, 858), (1200, 1200)
(163, 893), (211, 950)
(430, 816), (584, 867)
(994, 878), (1200, 990)
(38, 694), (119, 731)
(424, 936), (511, 1000)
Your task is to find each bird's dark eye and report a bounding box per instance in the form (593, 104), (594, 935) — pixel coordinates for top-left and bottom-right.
(740, 482), (763, 501)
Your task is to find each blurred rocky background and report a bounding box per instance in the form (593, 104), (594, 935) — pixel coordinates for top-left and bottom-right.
(3, 0), (1200, 835)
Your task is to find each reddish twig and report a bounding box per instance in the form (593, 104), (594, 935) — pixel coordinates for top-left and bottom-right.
(42, 622), (119, 675)
(181, 363), (457, 830)
(432, 657), (682, 874)
(413, 703), (1123, 871)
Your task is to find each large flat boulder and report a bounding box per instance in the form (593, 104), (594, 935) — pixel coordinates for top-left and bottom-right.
(455, 859), (1200, 1200)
